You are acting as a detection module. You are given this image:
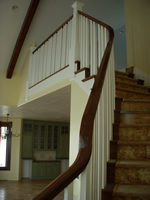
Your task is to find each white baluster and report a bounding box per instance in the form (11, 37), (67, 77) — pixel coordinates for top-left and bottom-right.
(43, 42), (47, 79)
(39, 45), (44, 81)
(69, 20), (73, 50)
(82, 16), (86, 68)
(56, 29), (62, 71)
(36, 49), (40, 83)
(28, 47), (34, 87)
(61, 25), (67, 67)
(93, 21), (97, 75)
(51, 34), (56, 74)
(80, 15), (83, 69)
(97, 102), (102, 199)
(30, 53), (34, 87)
(90, 20), (93, 75)
(46, 39), (52, 76)
(97, 25), (101, 67)
(66, 23), (70, 66)
(85, 18), (89, 69)
(32, 53), (36, 85)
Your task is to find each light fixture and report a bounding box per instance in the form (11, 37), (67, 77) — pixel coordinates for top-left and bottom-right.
(4, 114), (20, 137)
(4, 114), (11, 137)
(12, 5), (19, 12)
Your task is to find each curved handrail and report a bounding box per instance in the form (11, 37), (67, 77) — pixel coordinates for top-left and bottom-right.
(32, 11), (114, 200)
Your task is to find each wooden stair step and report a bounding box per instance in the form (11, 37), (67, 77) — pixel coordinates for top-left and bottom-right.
(117, 141), (150, 161)
(120, 112), (150, 124)
(103, 71), (150, 200)
(115, 71), (129, 77)
(113, 124), (150, 141)
(115, 160), (150, 185)
(113, 185), (150, 200)
(110, 140), (150, 161)
(121, 99), (150, 111)
(116, 88), (150, 99)
(115, 74), (138, 85)
(117, 140), (150, 145)
(116, 160), (150, 167)
(116, 80), (149, 93)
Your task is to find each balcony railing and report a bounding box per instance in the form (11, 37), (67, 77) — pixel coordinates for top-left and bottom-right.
(31, 1), (115, 200)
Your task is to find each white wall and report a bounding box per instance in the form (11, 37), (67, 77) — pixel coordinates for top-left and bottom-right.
(124, 0), (150, 76)
(114, 24), (127, 71)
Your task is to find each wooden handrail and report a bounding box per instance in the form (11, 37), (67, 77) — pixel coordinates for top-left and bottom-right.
(32, 15), (73, 54)
(32, 12), (114, 200)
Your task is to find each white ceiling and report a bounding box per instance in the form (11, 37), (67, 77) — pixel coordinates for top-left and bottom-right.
(0, 86), (71, 122)
(0, 0), (125, 122)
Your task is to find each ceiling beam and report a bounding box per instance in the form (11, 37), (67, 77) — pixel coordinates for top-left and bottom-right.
(6, 0), (40, 79)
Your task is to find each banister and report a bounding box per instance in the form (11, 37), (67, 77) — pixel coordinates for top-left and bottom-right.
(32, 12), (114, 200)
(32, 15), (73, 54)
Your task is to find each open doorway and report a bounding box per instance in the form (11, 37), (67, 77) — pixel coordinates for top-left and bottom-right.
(0, 123), (12, 170)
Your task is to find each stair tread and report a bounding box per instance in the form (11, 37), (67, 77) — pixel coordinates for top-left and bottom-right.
(119, 123), (150, 128)
(116, 87), (150, 95)
(120, 110), (150, 113)
(117, 140), (150, 145)
(113, 184), (150, 196)
(116, 160), (150, 167)
(115, 71), (128, 76)
(116, 80), (149, 89)
(115, 74), (138, 82)
(111, 140), (150, 145)
(107, 71), (150, 200)
(122, 99), (150, 103)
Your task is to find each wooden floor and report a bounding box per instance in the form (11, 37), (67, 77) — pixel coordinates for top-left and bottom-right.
(0, 179), (64, 200)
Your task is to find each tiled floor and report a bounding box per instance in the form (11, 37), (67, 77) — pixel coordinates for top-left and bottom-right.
(0, 179), (64, 200)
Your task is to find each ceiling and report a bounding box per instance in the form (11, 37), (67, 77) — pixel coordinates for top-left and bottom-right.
(0, 0), (125, 122)
(0, 86), (71, 122)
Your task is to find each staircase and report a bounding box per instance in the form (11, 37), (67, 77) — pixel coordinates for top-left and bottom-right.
(102, 70), (150, 200)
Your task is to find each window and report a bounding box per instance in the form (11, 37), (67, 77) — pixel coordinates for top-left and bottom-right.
(0, 122), (12, 170)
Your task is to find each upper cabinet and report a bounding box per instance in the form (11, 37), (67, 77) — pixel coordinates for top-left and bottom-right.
(22, 120), (70, 159)
(33, 122), (47, 151)
(47, 123), (59, 151)
(33, 122), (60, 151)
(22, 120), (33, 159)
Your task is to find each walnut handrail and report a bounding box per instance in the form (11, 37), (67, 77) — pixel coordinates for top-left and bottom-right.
(32, 12), (114, 200)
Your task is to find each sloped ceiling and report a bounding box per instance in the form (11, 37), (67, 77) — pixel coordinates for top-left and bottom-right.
(0, 0), (125, 121)
(0, 0), (125, 73)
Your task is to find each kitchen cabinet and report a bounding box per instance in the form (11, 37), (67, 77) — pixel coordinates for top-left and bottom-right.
(22, 120), (70, 158)
(56, 123), (70, 159)
(47, 123), (59, 151)
(32, 161), (60, 179)
(22, 120), (33, 159)
(33, 122), (47, 150)
(33, 122), (60, 151)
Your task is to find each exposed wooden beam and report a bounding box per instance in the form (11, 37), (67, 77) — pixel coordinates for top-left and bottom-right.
(6, 0), (40, 79)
